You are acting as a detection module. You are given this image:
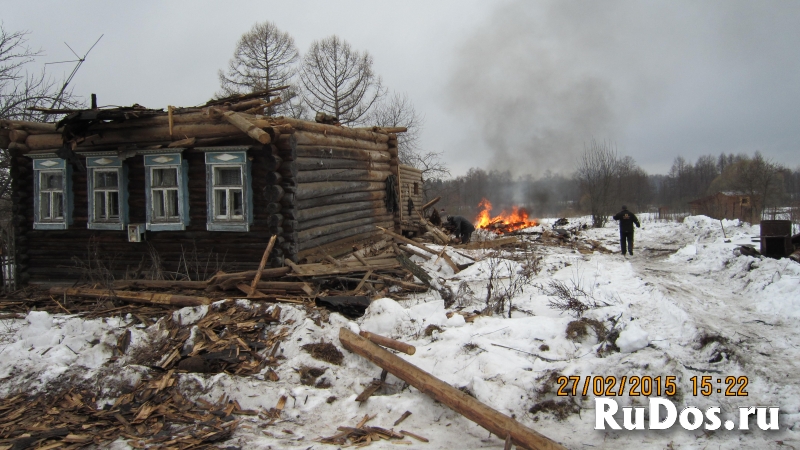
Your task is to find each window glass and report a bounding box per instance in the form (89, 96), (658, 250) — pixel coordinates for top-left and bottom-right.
(215, 167), (242, 186)
(153, 168), (178, 187)
(95, 171), (118, 189)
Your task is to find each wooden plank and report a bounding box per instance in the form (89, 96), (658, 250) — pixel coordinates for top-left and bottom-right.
(249, 235), (278, 297)
(339, 328), (567, 450)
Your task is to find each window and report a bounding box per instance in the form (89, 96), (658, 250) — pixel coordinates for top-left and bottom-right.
(144, 153), (189, 231)
(86, 156), (128, 230)
(32, 157), (72, 230)
(204, 150), (252, 232)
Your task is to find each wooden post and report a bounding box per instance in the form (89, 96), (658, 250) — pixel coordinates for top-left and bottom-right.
(249, 235), (278, 297)
(339, 328), (566, 450)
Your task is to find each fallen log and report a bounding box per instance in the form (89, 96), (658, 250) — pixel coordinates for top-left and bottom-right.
(50, 287), (211, 307)
(380, 227), (460, 273)
(339, 328), (566, 450)
(459, 236), (520, 250)
(359, 330), (416, 355)
(207, 267), (291, 285)
(421, 196), (441, 211)
(111, 279), (208, 290)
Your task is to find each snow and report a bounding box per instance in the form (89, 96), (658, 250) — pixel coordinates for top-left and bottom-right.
(1, 214), (800, 449)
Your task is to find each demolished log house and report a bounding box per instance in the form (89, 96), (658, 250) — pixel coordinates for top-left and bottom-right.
(1, 98), (415, 284)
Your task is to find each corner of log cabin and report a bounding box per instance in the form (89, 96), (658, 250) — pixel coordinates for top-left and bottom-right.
(3, 109), (408, 284)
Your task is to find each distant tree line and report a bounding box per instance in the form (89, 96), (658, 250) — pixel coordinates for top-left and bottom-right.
(430, 143), (799, 225)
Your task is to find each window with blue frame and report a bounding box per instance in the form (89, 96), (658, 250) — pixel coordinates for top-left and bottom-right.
(144, 152), (189, 231)
(86, 155), (128, 230)
(31, 156), (72, 230)
(203, 149), (252, 232)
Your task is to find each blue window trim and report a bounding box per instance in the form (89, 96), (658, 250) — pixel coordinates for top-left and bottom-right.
(144, 152), (190, 231)
(86, 156), (128, 231)
(31, 156), (73, 230)
(202, 149), (252, 232)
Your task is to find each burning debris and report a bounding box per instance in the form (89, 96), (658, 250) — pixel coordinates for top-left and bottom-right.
(474, 198), (539, 234)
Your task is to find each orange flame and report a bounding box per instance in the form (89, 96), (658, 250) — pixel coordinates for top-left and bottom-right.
(474, 198), (539, 234)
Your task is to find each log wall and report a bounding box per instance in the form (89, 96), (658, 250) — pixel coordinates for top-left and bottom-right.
(9, 114), (399, 283)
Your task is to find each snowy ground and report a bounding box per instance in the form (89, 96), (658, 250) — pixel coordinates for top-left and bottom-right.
(2, 215), (800, 449)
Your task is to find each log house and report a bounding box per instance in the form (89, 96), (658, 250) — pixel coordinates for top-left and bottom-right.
(1, 103), (417, 284)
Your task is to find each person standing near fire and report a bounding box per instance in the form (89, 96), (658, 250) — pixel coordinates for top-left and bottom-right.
(612, 205), (640, 256)
(445, 215), (475, 244)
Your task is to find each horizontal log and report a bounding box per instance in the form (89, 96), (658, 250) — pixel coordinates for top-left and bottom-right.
(50, 287), (211, 307)
(111, 280), (208, 289)
(339, 328), (566, 450)
(295, 157), (390, 172)
(298, 208), (389, 232)
(298, 214), (392, 242)
(296, 169), (390, 184)
(274, 118), (389, 143)
(208, 267), (291, 284)
(295, 190), (387, 210)
(296, 181), (386, 201)
(298, 220), (393, 251)
(296, 200), (386, 222)
(293, 130), (388, 152)
(296, 145), (391, 163)
(26, 123), (249, 150)
(1, 119), (58, 134)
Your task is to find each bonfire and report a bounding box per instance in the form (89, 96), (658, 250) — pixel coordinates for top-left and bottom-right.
(474, 198), (539, 234)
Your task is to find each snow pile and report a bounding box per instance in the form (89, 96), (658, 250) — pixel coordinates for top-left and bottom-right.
(616, 322), (649, 353)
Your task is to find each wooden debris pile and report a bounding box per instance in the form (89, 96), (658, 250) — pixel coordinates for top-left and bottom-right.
(0, 370), (250, 450)
(149, 300), (289, 376)
(318, 414), (428, 447)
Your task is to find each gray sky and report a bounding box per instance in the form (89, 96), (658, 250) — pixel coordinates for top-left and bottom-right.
(5, 1), (800, 177)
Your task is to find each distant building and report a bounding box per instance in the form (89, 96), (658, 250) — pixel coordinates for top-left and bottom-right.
(688, 191), (758, 222)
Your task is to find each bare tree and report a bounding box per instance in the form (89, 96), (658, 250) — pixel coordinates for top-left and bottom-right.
(733, 152), (785, 223)
(369, 92), (422, 159)
(299, 35), (384, 125)
(217, 21), (299, 115)
(575, 139), (619, 227)
(1, 25), (82, 201)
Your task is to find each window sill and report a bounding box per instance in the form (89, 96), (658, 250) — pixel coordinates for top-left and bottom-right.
(207, 222), (249, 232)
(88, 222), (125, 231)
(148, 222), (186, 231)
(34, 222), (68, 230)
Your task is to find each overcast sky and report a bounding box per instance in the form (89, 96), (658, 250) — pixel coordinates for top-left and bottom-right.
(5, 1), (799, 177)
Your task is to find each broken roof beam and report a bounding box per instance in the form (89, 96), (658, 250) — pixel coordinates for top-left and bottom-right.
(222, 111), (271, 144)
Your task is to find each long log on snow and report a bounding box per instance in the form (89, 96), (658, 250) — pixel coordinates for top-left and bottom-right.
(295, 157), (390, 172)
(339, 328), (566, 450)
(50, 287), (211, 307)
(296, 189), (386, 210)
(296, 169), (390, 184)
(295, 145), (391, 163)
(293, 130), (388, 151)
(296, 181), (386, 200)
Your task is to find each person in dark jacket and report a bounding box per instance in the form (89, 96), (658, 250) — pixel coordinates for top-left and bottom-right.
(446, 215), (475, 244)
(612, 205), (641, 256)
